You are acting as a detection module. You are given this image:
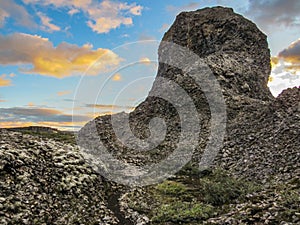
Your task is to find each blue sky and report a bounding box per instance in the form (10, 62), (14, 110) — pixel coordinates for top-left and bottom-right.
(0, 0), (299, 130)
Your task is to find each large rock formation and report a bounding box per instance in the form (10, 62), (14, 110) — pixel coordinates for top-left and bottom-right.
(141, 6), (273, 115)
(78, 6), (291, 181)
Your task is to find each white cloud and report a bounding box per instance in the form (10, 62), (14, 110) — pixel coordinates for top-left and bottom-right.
(129, 5), (143, 15)
(87, 16), (132, 34)
(0, 106), (91, 130)
(68, 8), (79, 16)
(23, 0), (143, 33)
(269, 38), (300, 96)
(166, 2), (201, 14)
(278, 38), (300, 67)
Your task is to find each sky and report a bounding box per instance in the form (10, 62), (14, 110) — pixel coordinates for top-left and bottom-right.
(0, 0), (299, 130)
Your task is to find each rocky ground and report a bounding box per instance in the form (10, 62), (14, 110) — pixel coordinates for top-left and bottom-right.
(0, 6), (299, 225)
(0, 130), (118, 224)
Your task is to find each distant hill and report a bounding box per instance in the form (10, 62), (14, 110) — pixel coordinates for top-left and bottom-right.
(6, 126), (60, 133)
(4, 126), (76, 144)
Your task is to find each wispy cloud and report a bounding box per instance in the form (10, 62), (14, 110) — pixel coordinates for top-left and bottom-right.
(23, 0), (143, 33)
(0, 74), (12, 87)
(0, 107), (92, 130)
(0, 8), (9, 27)
(166, 2), (200, 14)
(0, 121), (86, 130)
(139, 57), (151, 65)
(37, 12), (61, 32)
(57, 90), (71, 96)
(245, 0), (300, 31)
(85, 104), (135, 111)
(0, 33), (122, 78)
(68, 8), (80, 16)
(0, 0), (38, 28)
(159, 23), (170, 33)
(138, 33), (156, 41)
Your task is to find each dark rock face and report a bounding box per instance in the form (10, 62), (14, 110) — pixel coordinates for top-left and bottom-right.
(134, 6), (273, 123)
(219, 87), (300, 182)
(159, 7), (272, 101)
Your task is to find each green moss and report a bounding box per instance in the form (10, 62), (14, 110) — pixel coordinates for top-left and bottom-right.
(152, 201), (214, 223)
(127, 168), (261, 224)
(21, 130), (76, 144)
(156, 180), (187, 196)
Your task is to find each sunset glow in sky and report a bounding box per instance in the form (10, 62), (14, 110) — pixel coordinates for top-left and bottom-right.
(0, 0), (299, 130)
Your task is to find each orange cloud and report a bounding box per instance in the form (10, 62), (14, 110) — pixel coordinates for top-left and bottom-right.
(268, 39), (300, 96)
(268, 76), (274, 83)
(28, 102), (34, 107)
(0, 107), (93, 131)
(0, 74), (12, 87)
(0, 121), (35, 128)
(271, 39), (300, 74)
(85, 111), (113, 118)
(112, 73), (122, 81)
(271, 56), (279, 69)
(0, 33), (122, 78)
(86, 104), (135, 111)
(57, 90), (71, 96)
(139, 57), (151, 65)
(0, 121), (86, 131)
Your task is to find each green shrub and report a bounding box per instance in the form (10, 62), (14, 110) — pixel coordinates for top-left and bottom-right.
(156, 180), (187, 196)
(198, 169), (259, 206)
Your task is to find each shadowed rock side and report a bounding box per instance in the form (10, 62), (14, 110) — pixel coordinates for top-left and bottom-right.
(219, 87), (300, 181)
